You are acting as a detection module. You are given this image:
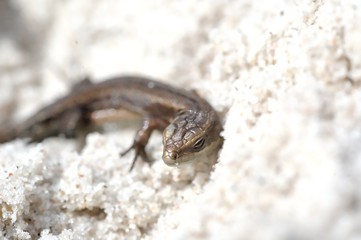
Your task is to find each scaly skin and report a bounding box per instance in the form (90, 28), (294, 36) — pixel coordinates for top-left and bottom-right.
(0, 76), (223, 170)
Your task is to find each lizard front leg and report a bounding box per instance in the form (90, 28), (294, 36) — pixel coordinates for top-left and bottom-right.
(120, 117), (168, 171)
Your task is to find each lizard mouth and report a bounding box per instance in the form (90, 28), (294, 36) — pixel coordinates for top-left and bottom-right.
(162, 150), (197, 166)
(162, 150), (181, 166)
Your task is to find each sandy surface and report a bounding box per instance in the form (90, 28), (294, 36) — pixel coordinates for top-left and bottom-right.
(1, 0), (361, 239)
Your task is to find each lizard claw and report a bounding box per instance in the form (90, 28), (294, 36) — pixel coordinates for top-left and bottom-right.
(120, 142), (153, 172)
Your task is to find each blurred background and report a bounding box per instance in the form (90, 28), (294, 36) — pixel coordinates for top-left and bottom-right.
(0, 0), (229, 122)
(1, 0), (361, 239)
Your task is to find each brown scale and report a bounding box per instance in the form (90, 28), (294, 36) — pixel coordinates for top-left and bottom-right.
(0, 76), (223, 171)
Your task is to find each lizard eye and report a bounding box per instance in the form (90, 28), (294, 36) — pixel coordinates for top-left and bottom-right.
(177, 109), (188, 116)
(193, 137), (205, 150)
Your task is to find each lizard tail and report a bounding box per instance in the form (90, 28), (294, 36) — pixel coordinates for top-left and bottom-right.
(0, 127), (18, 143)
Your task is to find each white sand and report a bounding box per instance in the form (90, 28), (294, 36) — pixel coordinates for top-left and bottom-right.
(1, 0), (361, 239)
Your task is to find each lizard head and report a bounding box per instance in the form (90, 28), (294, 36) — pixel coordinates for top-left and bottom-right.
(162, 110), (223, 166)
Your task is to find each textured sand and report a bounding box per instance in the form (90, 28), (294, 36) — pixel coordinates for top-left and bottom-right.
(0, 0), (361, 239)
